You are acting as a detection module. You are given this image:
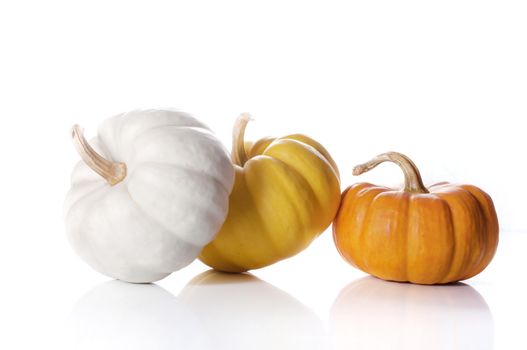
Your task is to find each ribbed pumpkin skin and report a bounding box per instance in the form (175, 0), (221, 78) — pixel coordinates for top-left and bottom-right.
(333, 182), (499, 284)
(200, 134), (341, 272)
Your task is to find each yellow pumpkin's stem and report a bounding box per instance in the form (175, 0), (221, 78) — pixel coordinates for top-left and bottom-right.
(353, 152), (429, 193)
(231, 113), (252, 166)
(71, 125), (127, 186)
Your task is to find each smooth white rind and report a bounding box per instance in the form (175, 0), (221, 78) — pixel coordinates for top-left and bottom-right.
(64, 109), (235, 283)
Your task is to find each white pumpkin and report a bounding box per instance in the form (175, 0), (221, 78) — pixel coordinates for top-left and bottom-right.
(64, 109), (235, 283)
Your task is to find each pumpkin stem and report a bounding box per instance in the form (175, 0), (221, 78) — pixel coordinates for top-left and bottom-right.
(231, 113), (252, 166)
(353, 152), (429, 193)
(71, 125), (127, 186)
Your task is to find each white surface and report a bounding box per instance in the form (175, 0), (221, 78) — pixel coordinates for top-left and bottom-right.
(1, 231), (526, 349)
(1, 0), (526, 230)
(0, 1), (526, 349)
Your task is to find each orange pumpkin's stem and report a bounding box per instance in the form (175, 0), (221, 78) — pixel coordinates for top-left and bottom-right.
(231, 113), (252, 166)
(353, 152), (429, 193)
(71, 125), (127, 186)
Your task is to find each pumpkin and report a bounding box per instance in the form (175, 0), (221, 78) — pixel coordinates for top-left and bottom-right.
(330, 277), (493, 349)
(199, 114), (341, 272)
(64, 109), (235, 283)
(333, 152), (499, 284)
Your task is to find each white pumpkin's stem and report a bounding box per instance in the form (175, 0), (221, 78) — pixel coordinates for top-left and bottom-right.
(71, 125), (127, 186)
(353, 152), (429, 193)
(231, 113), (252, 166)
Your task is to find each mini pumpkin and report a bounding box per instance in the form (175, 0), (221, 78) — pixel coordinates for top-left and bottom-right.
(64, 109), (234, 283)
(199, 114), (341, 272)
(333, 152), (499, 284)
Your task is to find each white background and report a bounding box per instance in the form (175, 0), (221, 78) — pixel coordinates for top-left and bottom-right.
(1, 1), (526, 349)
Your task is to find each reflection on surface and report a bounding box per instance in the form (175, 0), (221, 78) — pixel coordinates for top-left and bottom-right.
(178, 271), (326, 349)
(69, 271), (325, 350)
(67, 281), (204, 349)
(330, 277), (494, 350)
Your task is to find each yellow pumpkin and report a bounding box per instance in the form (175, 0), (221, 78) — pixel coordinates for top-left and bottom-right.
(199, 114), (341, 272)
(333, 152), (499, 284)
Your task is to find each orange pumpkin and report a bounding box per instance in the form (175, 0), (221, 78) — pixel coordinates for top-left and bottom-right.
(333, 152), (499, 285)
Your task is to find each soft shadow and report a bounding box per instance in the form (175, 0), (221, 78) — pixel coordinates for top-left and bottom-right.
(329, 276), (494, 350)
(68, 272), (326, 350)
(177, 270), (327, 350)
(67, 280), (206, 349)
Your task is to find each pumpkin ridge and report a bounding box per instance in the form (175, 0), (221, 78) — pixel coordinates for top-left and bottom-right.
(265, 138), (340, 184)
(438, 197), (458, 284)
(457, 186), (494, 280)
(200, 239), (248, 272)
(136, 161), (233, 197)
(126, 124), (214, 162)
(242, 160), (287, 265)
(233, 164), (291, 269)
(457, 187), (487, 281)
(246, 137), (276, 158)
(125, 165), (228, 247)
(65, 183), (109, 221)
(392, 191), (412, 282)
(433, 187), (480, 283)
(200, 169), (253, 272)
(129, 124), (226, 163)
(243, 157), (318, 264)
(344, 185), (372, 272)
(133, 124), (212, 141)
(402, 192), (411, 282)
(86, 194), (116, 277)
(263, 140), (339, 229)
(65, 178), (107, 214)
(406, 195), (416, 282)
(406, 194), (455, 284)
(68, 185), (115, 277)
(463, 185), (499, 277)
(253, 158), (318, 254)
(124, 185), (202, 248)
(376, 191), (411, 282)
(434, 195), (458, 284)
(111, 110), (210, 146)
(333, 183), (370, 270)
(262, 153), (322, 221)
(358, 188), (387, 274)
(279, 133), (340, 178)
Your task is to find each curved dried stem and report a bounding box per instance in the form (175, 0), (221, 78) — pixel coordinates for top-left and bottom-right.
(353, 152), (429, 193)
(231, 113), (253, 166)
(71, 125), (127, 185)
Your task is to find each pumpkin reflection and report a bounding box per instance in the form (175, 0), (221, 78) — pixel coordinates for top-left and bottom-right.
(178, 270), (326, 349)
(68, 280), (205, 349)
(330, 277), (494, 350)
(69, 272), (326, 350)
